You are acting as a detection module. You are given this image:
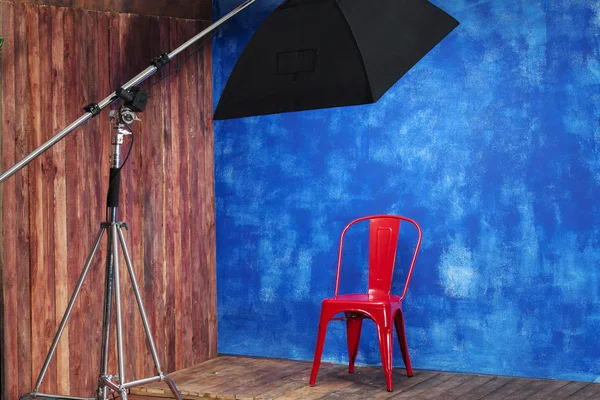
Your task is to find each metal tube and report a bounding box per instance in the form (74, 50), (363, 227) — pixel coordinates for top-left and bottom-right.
(99, 222), (115, 384)
(163, 375), (184, 400)
(121, 376), (162, 389)
(0, 0), (255, 184)
(33, 227), (105, 392)
(0, 114), (92, 183)
(117, 226), (163, 373)
(114, 66), (156, 96)
(112, 224), (126, 384)
(99, 379), (121, 393)
(169, 0), (256, 60)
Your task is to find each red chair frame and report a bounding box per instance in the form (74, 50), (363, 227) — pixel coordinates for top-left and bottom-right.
(309, 215), (422, 392)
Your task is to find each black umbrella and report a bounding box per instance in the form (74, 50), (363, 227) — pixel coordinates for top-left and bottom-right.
(214, 0), (459, 120)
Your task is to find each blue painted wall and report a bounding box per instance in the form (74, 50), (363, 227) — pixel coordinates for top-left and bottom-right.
(212, 0), (600, 382)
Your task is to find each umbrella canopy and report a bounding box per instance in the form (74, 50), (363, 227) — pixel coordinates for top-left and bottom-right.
(214, 0), (459, 120)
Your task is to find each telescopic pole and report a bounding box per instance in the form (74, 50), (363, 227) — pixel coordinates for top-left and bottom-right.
(0, 0), (255, 184)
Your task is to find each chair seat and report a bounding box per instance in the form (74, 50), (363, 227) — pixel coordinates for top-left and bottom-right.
(323, 293), (402, 306)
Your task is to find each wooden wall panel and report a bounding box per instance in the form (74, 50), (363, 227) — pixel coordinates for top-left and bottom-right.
(0, 9), (3, 400)
(9, 0), (211, 20)
(0, 3), (216, 400)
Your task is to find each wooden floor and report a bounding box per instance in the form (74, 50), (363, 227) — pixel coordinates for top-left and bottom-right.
(130, 356), (600, 400)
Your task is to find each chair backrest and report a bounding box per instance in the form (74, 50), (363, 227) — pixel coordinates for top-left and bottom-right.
(334, 215), (422, 300)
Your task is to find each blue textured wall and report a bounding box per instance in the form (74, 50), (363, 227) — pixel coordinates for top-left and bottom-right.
(212, 0), (600, 381)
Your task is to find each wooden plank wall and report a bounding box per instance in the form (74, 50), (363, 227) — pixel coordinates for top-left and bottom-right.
(8, 0), (211, 20)
(0, 4), (4, 400)
(0, 3), (217, 400)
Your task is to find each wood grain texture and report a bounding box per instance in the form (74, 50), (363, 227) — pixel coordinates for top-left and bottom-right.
(50, 6), (70, 394)
(202, 36), (217, 362)
(6, 0), (211, 20)
(1, 4), (18, 400)
(0, 1), (5, 398)
(0, 3), (216, 400)
(14, 2), (33, 395)
(129, 356), (600, 400)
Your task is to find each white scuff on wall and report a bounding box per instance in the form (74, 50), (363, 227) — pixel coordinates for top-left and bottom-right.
(439, 237), (479, 299)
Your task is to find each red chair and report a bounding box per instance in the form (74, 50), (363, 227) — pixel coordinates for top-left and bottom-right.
(309, 215), (422, 392)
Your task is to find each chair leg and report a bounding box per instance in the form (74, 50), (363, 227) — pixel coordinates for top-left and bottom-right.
(374, 312), (394, 392)
(309, 310), (331, 386)
(345, 312), (364, 373)
(394, 310), (413, 377)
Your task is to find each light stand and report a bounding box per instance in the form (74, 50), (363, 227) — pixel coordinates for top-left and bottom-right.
(23, 107), (173, 400)
(0, 1), (256, 399)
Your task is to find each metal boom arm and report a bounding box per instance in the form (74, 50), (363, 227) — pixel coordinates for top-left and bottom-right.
(0, 0), (255, 184)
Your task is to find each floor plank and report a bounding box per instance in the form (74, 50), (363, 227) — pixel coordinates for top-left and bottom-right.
(387, 373), (458, 399)
(562, 382), (600, 399)
(525, 379), (575, 400)
(501, 379), (562, 400)
(459, 376), (515, 400)
(435, 375), (495, 399)
(128, 356), (600, 400)
(480, 378), (536, 400)
(413, 373), (476, 400)
(542, 381), (595, 400)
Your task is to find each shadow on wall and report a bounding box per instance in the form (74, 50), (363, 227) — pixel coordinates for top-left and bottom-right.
(212, 0), (600, 382)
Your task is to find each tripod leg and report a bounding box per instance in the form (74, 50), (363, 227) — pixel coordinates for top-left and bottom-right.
(116, 226), (184, 400)
(98, 223), (116, 400)
(111, 224), (128, 398)
(116, 226), (162, 372)
(164, 376), (184, 400)
(32, 227), (106, 393)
